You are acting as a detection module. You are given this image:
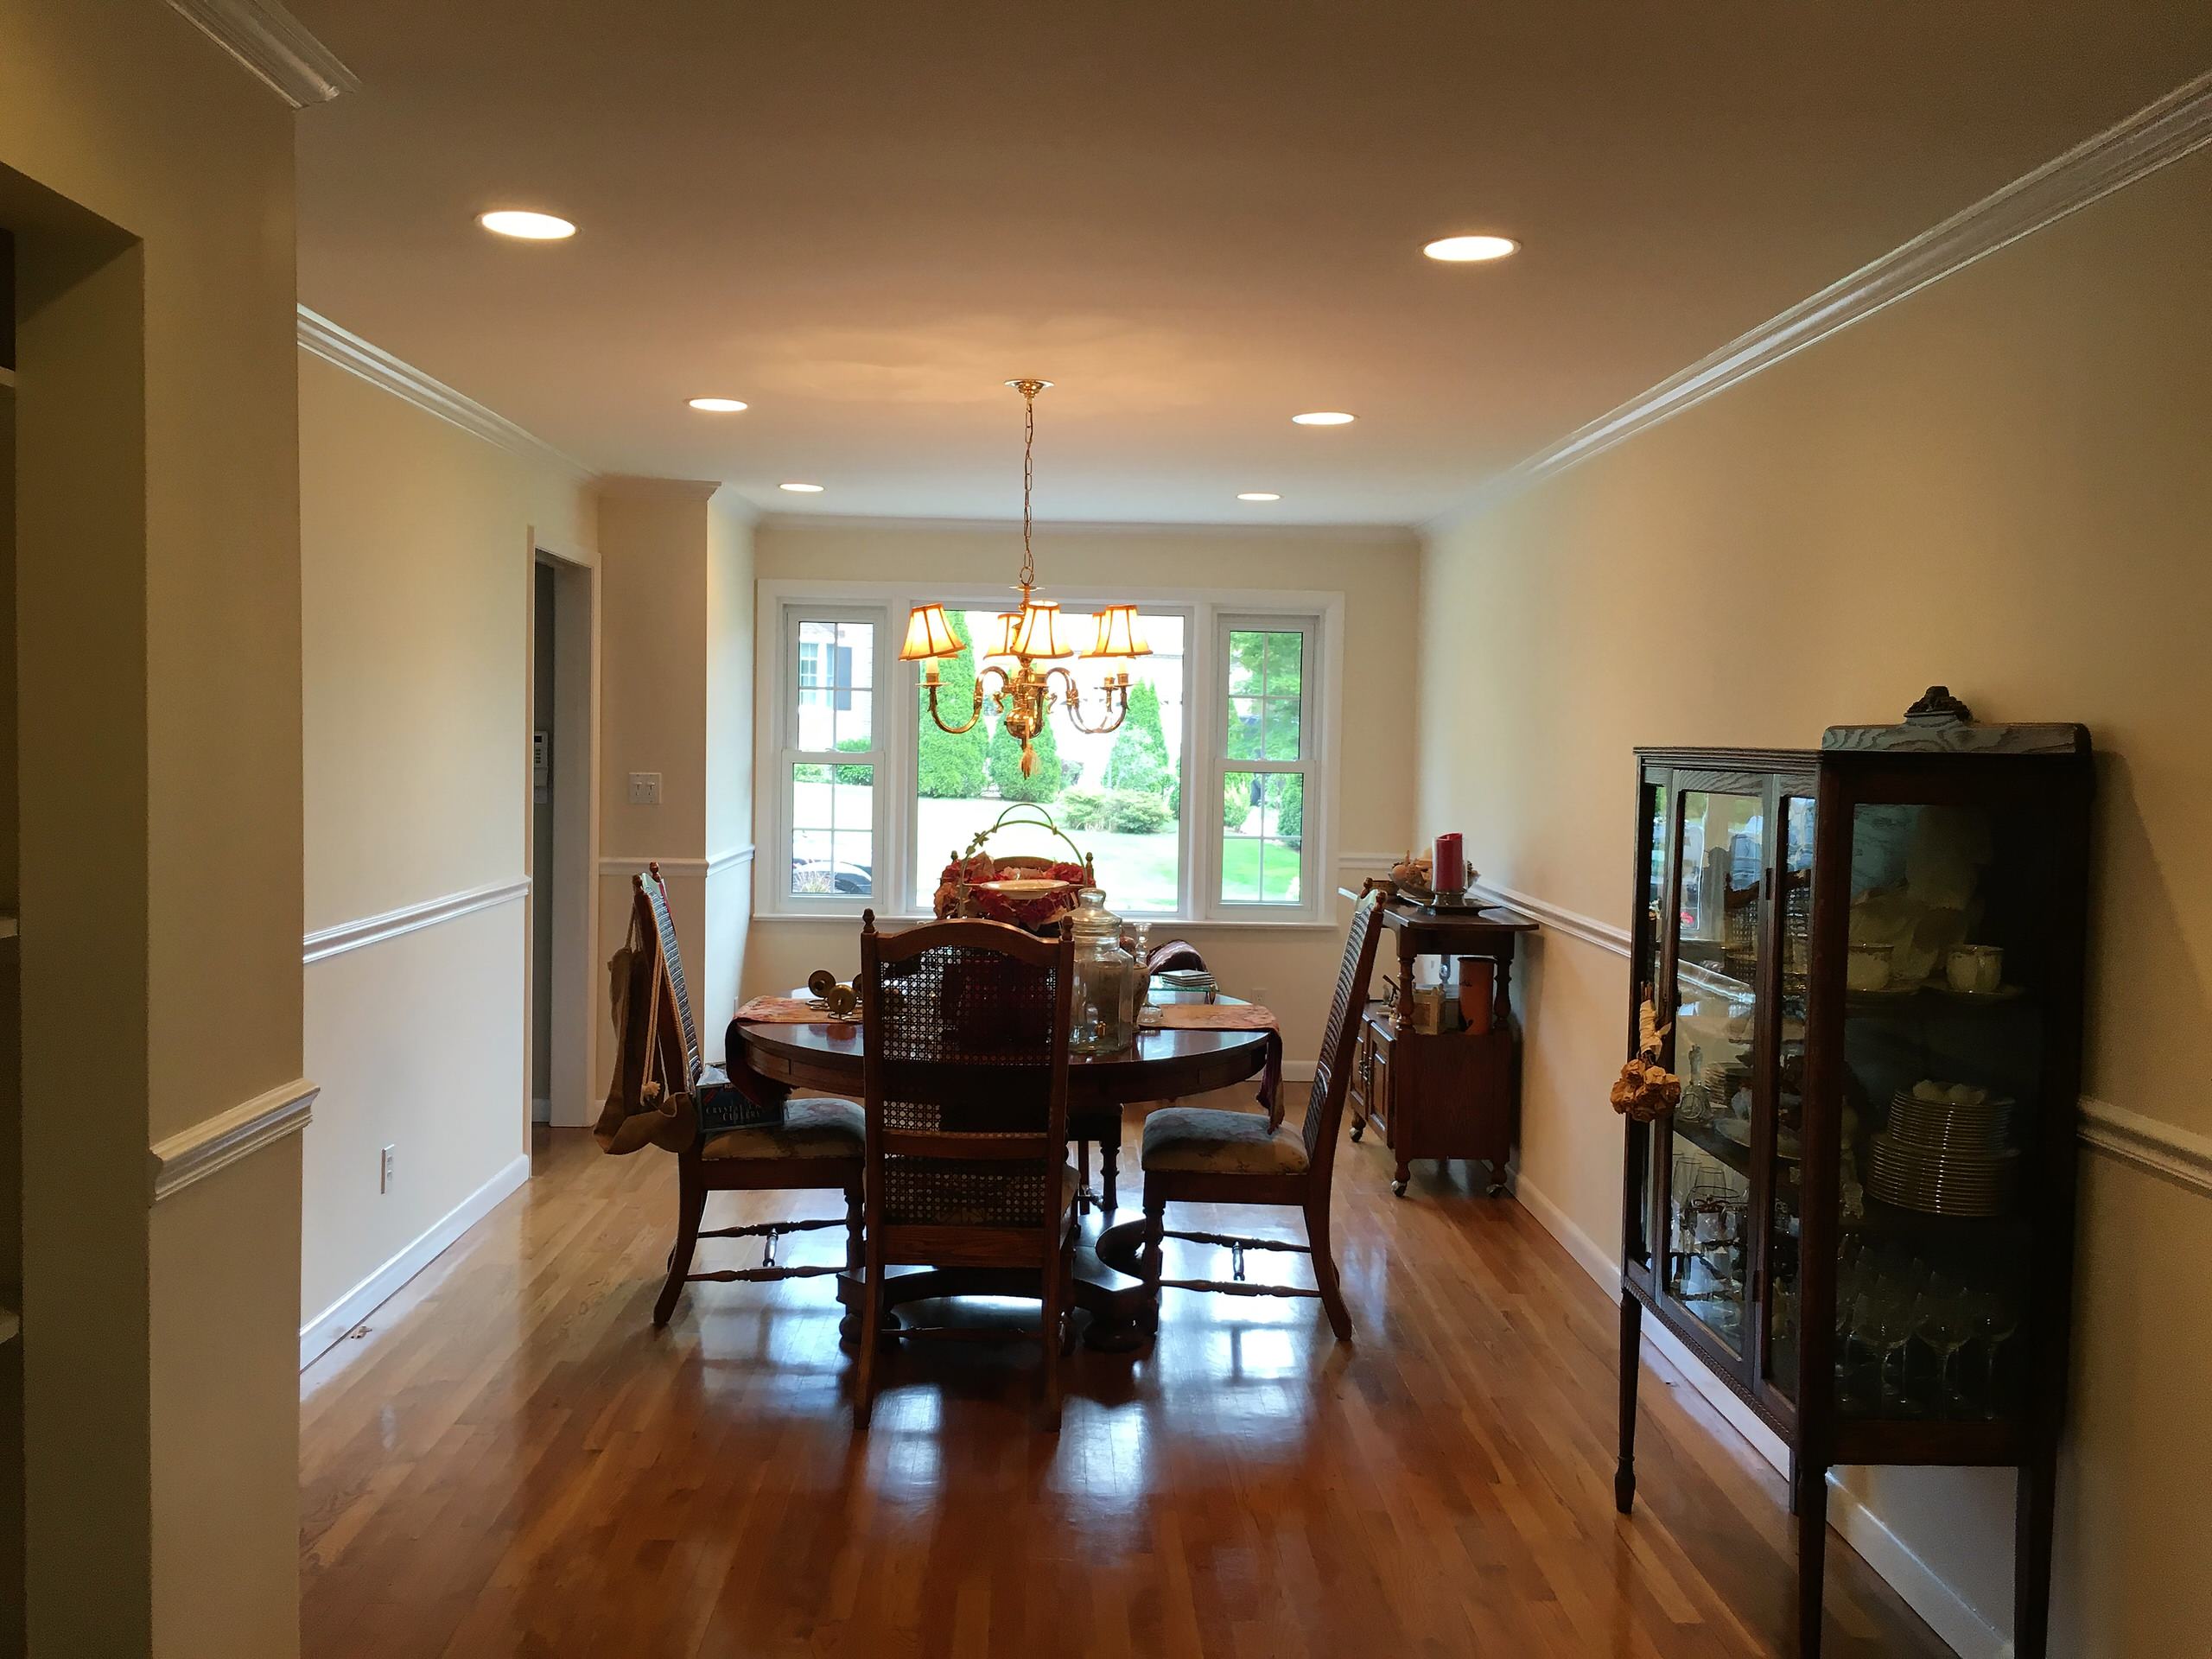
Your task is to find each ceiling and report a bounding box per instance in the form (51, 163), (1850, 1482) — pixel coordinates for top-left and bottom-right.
(289, 1), (2212, 526)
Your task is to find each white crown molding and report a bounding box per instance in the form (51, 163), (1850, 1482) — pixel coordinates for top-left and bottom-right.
(166, 0), (359, 108)
(758, 511), (1419, 544)
(1434, 67), (2212, 531)
(296, 307), (595, 483)
(149, 1077), (320, 1204)
(303, 877), (531, 964)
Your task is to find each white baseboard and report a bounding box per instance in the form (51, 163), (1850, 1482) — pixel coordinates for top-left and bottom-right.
(299, 1152), (531, 1367)
(1281, 1060), (1316, 1084)
(1826, 1477), (2012, 1659)
(1509, 1169), (2005, 1655)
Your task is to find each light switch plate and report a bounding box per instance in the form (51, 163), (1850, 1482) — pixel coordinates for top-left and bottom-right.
(379, 1145), (396, 1193)
(627, 771), (663, 806)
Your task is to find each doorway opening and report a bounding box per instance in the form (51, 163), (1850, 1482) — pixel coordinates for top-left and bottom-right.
(529, 548), (594, 1130)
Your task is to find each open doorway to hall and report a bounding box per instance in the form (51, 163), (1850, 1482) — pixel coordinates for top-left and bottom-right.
(530, 549), (594, 1129)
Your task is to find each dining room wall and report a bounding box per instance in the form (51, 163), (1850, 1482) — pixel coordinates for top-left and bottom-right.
(741, 519), (1420, 1065)
(1, 1), (307, 1649)
(1414, 142), (2212, 1658)
(591, 478), (756, 1090)
(298, 346), (597, 1358)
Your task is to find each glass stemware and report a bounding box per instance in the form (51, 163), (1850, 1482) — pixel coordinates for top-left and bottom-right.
(1915, 1287), (1975, 1417)
(1970, 1289), (2021, 1418)
(1853, 1290), (1912, 1413)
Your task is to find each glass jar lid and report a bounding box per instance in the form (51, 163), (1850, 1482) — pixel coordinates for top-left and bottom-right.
(1063, 886), (1122, 942)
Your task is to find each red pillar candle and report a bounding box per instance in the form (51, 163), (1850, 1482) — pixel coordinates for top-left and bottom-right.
(1434, 832), (1465, 893)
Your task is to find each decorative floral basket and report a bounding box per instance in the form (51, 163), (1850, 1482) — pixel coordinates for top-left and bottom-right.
(1611, 996), (1683, 1122)
(932, 804), (1096, 933)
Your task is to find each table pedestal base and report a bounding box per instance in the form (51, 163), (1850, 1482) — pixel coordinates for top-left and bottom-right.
(833, 1225), (1160, 1353)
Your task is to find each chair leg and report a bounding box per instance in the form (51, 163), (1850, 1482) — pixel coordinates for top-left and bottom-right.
(838, 1179), (864, 1345)
(1100, 1141), (1119, 1213)
(1141, 1197), (1167, 1334)
(1306, 1196), (1352, 1342)
(1076, 1137), (1092, 1214)
(1039, 1233), (1067, 1433)
(854, 1234), (883, 1431)
(652, 1160), (706, 1327)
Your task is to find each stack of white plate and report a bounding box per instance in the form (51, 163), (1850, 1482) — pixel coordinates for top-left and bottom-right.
(1153, 969), (1218, 1001)
(1866, 1088), (2020, 1217)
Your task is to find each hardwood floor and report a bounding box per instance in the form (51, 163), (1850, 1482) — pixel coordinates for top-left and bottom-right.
(301, 1097), (1953, 1658)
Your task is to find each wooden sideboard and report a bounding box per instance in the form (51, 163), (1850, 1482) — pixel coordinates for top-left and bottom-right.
(1344, 897), (1539, 1196)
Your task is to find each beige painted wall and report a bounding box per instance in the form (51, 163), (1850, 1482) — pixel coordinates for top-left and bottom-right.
(299, 351), (597, 1337)
(702, 492), (756, 1062)
(744, 521), (1418, 1062)
(593, 480), (754, 1086)
(2, 1), (303, 1650)
(1416, 147), (2212, 1656)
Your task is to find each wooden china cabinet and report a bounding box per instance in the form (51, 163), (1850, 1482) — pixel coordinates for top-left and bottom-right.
(1612, 691), (2092, 1658)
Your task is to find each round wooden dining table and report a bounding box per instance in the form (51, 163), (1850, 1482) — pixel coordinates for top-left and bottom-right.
(725, 993), (1281, 1351)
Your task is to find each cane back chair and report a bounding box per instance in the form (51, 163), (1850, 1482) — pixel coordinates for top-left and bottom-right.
(1137, 887), (1383, 1339)
(854, 912), (1080, 1430)
(624, 864), (864, 1328)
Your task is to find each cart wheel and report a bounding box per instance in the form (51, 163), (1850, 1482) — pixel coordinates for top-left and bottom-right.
(1349, 1120), (1364, 1143)
(1390, 1179), (1408, 1198)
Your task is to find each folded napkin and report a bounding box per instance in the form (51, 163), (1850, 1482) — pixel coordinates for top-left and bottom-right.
(1140, 1002), (1278, 1031)
(733, 995), (847, 1025)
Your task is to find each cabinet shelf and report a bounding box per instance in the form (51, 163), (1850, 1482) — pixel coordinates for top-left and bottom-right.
(1671, 1116), (1752, 1179)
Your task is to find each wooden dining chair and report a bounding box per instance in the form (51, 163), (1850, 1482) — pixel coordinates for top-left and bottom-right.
(854, 912), (1079, 1431)
(1136, 887), (1383, 1340)
(620, 864), (865, 1329)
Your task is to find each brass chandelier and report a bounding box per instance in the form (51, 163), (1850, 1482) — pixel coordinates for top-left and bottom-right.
(899, 378), (1151, 775)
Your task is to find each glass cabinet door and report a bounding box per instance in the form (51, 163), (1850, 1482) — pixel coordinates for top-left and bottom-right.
(1763, 793), (1815, 1403)
(1828, 793), (2051, 1423)
(1664, 789), (1764, 1357)
(1624, 773), (1670, 1275)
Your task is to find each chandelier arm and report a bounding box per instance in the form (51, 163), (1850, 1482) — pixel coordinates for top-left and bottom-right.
(1056, 673), (1132, 735)
(923, 678), (989, 737)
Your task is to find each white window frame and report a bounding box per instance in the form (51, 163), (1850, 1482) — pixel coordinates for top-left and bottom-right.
(1209, 613), (1324, 918)
(768, 602), (895, 913)
(754, 580), (1342, 927)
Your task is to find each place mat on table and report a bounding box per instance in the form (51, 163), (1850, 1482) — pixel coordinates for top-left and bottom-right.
(732, 995), (849, 1025)
(1140, 1002), (1279, 1031)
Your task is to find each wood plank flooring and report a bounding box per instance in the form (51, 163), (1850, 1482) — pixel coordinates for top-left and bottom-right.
(301, 1098), (1953, 1658)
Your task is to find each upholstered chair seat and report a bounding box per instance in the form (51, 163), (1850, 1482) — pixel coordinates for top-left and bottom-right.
(1135, 888), (1384, 1342)
(1141, 1107), (1310, 1176)
(701, 1096), (866, 1160)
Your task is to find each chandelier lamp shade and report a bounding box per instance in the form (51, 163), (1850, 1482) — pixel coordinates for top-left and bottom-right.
(899, 379), (1152, 776)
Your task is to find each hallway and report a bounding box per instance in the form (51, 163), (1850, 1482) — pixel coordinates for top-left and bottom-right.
(300, 1108), (1947, 1657)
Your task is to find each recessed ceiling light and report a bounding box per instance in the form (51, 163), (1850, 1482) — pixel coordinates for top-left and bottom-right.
(1237, 493), (1281, 502)
(779, 482), (825, 493)
(1423, 234), (1519, 263)
(476, 209), (576, 241)
(687, 397), (748, 412)
(1292, 411), (1356, 427)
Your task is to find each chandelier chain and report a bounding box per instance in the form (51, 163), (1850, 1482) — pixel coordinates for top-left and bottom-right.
(1020, 384), (1036, 591)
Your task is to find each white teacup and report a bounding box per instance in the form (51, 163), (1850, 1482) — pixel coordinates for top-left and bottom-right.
(1846, 942), (1894, 992)
(1947, 944), (2004, 995)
